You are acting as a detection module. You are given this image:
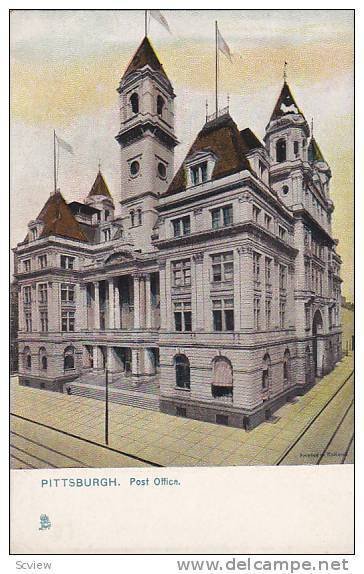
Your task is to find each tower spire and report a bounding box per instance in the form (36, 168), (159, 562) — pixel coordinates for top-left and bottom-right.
(283, 61), (288, 82)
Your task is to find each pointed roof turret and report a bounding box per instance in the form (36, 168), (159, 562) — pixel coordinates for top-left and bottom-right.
(122, 36), (170, 83)
(308, 137), (325, 163)
(36, 191), (89, 242)
(88, 170), (113, 199)
(269, 81), (303, 122)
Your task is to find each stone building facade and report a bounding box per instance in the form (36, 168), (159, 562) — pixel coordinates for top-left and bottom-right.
(13, 36), (343, 428)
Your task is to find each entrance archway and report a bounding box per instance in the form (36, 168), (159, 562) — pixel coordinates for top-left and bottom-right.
(312, 310), (324, 377)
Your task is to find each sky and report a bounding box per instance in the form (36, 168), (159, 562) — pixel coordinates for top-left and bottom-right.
(10, 9), (354, 299)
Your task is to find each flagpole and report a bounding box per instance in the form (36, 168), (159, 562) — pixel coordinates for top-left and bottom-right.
(215, 21), (218, 116)
(145, 10), (148, 37)
(53, 129), (57, 194)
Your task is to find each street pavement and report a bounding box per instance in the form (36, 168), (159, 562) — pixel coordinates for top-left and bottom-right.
(10, 353), (354, 469)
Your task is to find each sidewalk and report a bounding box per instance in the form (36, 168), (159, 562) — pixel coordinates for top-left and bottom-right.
(11, 354), (354, 468)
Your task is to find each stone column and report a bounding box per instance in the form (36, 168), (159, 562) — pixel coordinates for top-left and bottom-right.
(31, 284), (38, 332)
(240, 245), (254, 329)
(94, 281), (100, 330)
(145, 274), (152, 328)
(107, 346), (117, 373)
(193, 252), (204, 331)
(114, 278), (121, 329)
(143, 348), (155, 375)
(78, 284), (88, 330)
(233, 248), (241, 331)
(133, 275), (141, 328)
(48, 281), (60, 332)
(131, 348), (141, 376)
(18, 285), (24, 332)
(107, 279), (115, 329)
(159, 260), (167, 330)
(272, 257), (280, 329)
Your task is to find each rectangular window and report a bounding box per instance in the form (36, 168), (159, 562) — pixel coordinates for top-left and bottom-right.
(25, 311), (32, 332)
(172, 216), (191, 237)
(265, 299), (271, 329)
(253, 205), (261, 223)
(211, 251), (233, 283)
(254, 297), (261, 330)
(305, 304), (311, 329)
(279, 265), (287, 290)
(211, 205), (233, 229)
(172, 259), (191, 287)
(174, 301), (192, 332)
(61, 283), (75, 303)
(103, 228), (111, 242)
(23, 286), (32, 304)
(278, 226), (287, 241)
(279, 300), (286, 328)
(38, 254), (47, 269)
(253, 252), (261, 282)
(23, 259), (31, 272)
(265, 258), (272, 288)
(38, 283), (48, 304)
(40, 311), (48, 332)
(213, 299), (234, 332)
(191, 162), (208, 185)
(61, 311), (75, 332)
(264, 214), (271, 230)
(60, 255), (75, 269)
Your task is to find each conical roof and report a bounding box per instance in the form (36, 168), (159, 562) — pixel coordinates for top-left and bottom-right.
(308, 137), (325, 163)
(122, 36), (170, 83)
(88, 170), (112, 199)
(270, 81), (303, 122)
(37, 191), (89, 242)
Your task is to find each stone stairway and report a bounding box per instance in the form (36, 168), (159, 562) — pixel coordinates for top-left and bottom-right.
(67, 372), (160, 411)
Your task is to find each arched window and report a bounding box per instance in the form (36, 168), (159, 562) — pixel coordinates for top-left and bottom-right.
(276, 138), (286, 163)
(305, 346), (312, 383)
(39, 347), (47, 370)
(262, 353), (271, 392)
(157, 95), (165, 116)
(212, 357), (233, 399)
(283, 349), (291, 384)
(175, 354), (190, 389)
(130, 93), (139, 114)
(137, 208), (142, 225)
(64, 346), (75, 371)
(130, 210), (135, 227)
(24, 346), (31, 370)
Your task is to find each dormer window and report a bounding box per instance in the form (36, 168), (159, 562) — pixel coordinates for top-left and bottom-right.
(102, 228), (111, 242)
(130, 92), (139, 114)
(157, 95), (165, 116)
(191, 162), (208, 185)
(30, 227), (38, 241)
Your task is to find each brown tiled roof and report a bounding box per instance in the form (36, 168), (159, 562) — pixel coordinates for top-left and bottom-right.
(123, 36), (170, 82)
(88, 170), (112, 199)
(240, 128), (264, 151)
(163, 114), (252, 196)
(37, 191), (89, 242)
(270, 81), (302, 122)
(308, 137), (325, 162)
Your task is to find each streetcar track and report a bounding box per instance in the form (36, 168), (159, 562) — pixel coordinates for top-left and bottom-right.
(316, 400), (354, 465)
(342, 434), (354, 464)
(10, 431), (88, 467)
(10, 444), (58, 469)
(10, 413), (163, 468)
(276, 370), (354, 465)
(10, 454), (37, 469)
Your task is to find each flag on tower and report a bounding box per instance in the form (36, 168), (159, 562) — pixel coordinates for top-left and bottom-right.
(217, 25), (233, 63)
(56, 134), (74, 155)
(149, 10), (171, 34)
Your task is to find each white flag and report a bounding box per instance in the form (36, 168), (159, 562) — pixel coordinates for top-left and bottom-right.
(217, 26), (233, 63)
(149, 9), (172, 34)
(56, 134), (74, 155)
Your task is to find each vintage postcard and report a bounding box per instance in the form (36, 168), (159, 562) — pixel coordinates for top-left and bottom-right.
(9, 8), (354, 554)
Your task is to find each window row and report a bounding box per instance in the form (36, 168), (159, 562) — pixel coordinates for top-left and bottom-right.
(21, 254), (76, 273)
(129, 92), (167, 118)
(22, 346), (75, 372)
(23, 283), (75, 305)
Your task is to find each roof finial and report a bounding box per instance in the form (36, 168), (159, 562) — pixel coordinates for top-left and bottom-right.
(98, 158), (101, 172)
(311, 117), (314, 136)
(227, 94), (230, 112)
(205, 99), (209, 122)
(283, 61), (288, 82)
